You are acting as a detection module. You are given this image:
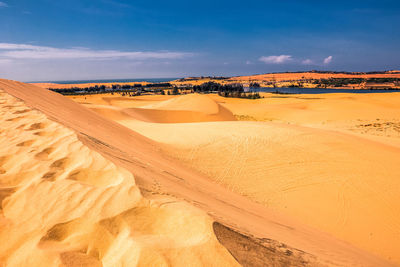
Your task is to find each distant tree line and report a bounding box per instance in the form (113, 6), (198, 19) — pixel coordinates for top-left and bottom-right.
(49, 82), (173, 95)
(111, 84), (142, 89)
(146, 83), (172, 88)
(50, 85), (107, 95)
(177, 76), (229, 82)
(190, 82), (261, 99)
(285, 70), (399, 75)
(311, 78), (400, 87)
(218, 91), (261, 99)
(366, 78), (400, 83)
(191, 82), (243, 93)
(249, 82), (260, 88)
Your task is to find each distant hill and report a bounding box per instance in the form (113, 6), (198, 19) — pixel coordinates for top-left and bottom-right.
(231, 70), (400, 82)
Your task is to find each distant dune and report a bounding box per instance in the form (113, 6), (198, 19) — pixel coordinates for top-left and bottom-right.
(79, 94), (236, 123)
(126, 94), (236, 123)
(231, 70), (400, 82)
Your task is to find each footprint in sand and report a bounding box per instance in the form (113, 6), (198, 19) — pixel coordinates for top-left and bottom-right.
(13, 109), (30, 114)
(17, 139), (35, 147)
(28, 122), (47, 131)
(35, 147), (55, 160)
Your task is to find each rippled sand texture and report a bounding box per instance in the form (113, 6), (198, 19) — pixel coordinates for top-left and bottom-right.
(0, 89), (238, 267)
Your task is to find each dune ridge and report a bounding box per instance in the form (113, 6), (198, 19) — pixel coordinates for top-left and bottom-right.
(127, 120), (400, 264)
(77, 93), (236, 123)
(0, 88), (239, 266)
(126, 94), (236, 123)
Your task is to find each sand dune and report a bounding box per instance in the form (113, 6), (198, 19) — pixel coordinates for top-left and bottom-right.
(142, 93), (220, 113)
(128, 94), (236, 123)
(69, 92), (400, 265)
(78, 93), (236, 123)
(2, 80), (393, 266)
(0, 88), (238, 266)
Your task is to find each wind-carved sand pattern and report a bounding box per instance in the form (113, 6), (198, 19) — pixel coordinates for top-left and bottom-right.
(0, 89), (239, 267)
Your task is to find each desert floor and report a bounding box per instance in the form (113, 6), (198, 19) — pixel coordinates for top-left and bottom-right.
(69, 91), (400, 265)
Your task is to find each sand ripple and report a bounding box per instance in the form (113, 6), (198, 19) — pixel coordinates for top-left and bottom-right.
(0, 90), (238, 267)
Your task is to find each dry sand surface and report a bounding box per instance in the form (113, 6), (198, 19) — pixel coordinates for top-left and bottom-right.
(0, 86), (239, 266)
(68, 91), (400, 265)
(1, 80), (396, 267)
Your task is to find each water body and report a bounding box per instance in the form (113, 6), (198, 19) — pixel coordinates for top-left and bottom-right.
(32, 78), (178, 84)
(248, 87), (400, 94)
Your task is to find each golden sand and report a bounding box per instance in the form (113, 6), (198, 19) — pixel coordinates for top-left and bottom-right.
(1, 80), (394, 266)
(71, 91), (400, 265)
(0, 88), (238, 266)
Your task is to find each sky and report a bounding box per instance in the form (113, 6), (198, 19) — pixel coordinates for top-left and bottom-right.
(0, 0), (399, 81)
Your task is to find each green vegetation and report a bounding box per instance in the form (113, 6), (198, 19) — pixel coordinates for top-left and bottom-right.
(49, 82), (172, 95)
(312, 78), (400, 88)
(249, 82), (260, 88)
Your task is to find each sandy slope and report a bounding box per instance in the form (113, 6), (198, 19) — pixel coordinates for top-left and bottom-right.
(68, 92), (400, 265)
(0, 88), (238, 266)
(123, 120), (400, 264)
(2, 80), (393, 267)
(93, 94), (236, 123)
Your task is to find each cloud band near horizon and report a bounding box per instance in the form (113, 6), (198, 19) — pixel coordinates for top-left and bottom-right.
(259, 55), (292, 64)
(259, 55), (333, 65)
(0, 43), (192, 60)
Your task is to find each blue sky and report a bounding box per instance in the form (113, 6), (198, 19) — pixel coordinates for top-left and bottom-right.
(0, 0), (399, 81)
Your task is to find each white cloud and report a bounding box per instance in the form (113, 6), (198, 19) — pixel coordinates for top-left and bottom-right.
(302, 59), (313, 65)
(245, 60), (252, 65)
(259, 55), (292, 64)
(323, 56), (333, 64)
(0, 1), (7, 7)
(0, 59), (12, 64)
(0, 43), (192, 60)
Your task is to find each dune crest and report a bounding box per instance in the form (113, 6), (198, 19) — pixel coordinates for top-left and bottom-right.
(0, 89), (239, 267)
(127, 93), (236, 123)
(143, 93), (219, 114)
